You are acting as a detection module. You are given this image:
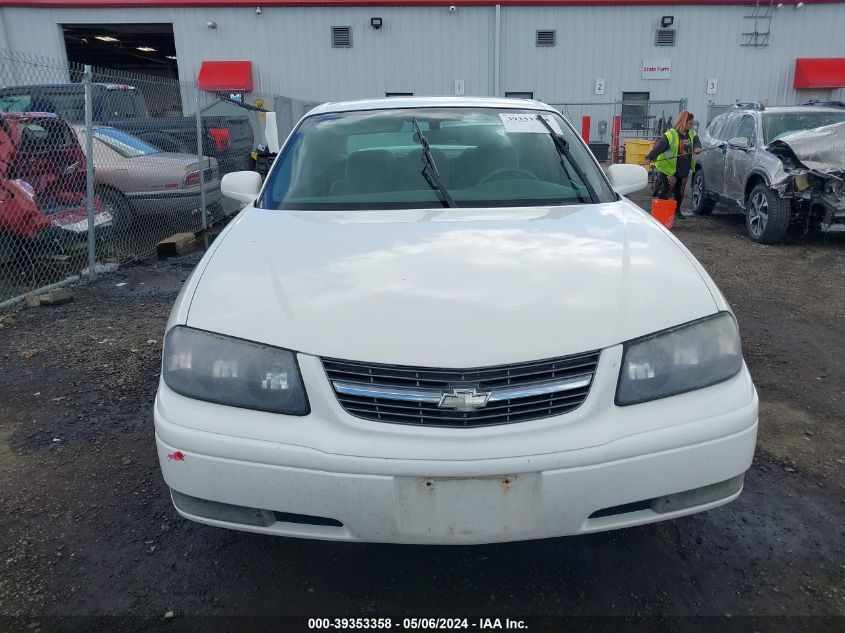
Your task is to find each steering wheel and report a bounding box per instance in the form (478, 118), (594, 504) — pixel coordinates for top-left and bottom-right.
(478, 168), (540, 185)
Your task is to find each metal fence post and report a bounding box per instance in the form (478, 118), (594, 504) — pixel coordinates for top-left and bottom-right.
(84, 65), (96, 281)
(195, 89), (208, 233)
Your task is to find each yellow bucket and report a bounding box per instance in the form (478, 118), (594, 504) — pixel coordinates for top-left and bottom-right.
(625, 139), (654, 166)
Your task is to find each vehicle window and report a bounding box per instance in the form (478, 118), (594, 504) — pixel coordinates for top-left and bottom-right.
(736, 115), (757, 146)
(762, 111), (845, 143)
(92, 127), (159, 157)
(17, 119), (75, 153)
(706, 115), (726, 141)
(0, 94), (32, 113)
(98, 90), (141, 121)
(718, 115), (741, 142)
(260, 107), (616, 210)
(0, 91), (86, 122)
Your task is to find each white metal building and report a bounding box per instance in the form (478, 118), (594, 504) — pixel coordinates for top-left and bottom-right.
(1, 0), (844, 122)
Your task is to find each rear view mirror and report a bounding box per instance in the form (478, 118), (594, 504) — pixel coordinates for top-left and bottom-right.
(221, 171), (262, 203)
(728, 137), (749, 150)
(606, 164), (648, 196)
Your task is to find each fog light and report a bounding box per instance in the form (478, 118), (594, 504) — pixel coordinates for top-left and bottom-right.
(651, 473), (745, 514)
(171, 490), (275, 527)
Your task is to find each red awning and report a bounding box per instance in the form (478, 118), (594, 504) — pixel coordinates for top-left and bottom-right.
(794, 58), (845, 89)
(197, 61), (253, 92)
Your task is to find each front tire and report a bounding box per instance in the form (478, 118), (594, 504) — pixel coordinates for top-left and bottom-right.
(691, 169), (716, 215)
(97, 188), (134, 233)
(207, 201), (226, 225)
(746, 183), (792, 244)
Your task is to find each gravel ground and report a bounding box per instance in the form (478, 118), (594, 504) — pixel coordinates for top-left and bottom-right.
(0, 196), (843, 629)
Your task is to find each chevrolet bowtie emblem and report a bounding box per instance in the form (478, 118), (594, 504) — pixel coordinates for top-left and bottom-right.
(438, 388), (491, 412)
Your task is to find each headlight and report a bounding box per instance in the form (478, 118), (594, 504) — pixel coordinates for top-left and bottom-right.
(616, 313), (742, 406)
(162, 326), (309, 415)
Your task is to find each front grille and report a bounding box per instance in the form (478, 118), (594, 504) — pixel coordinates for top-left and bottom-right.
(322, 351), (600, 428)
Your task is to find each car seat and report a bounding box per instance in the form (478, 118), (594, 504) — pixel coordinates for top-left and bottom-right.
(330, 150), (395, 195)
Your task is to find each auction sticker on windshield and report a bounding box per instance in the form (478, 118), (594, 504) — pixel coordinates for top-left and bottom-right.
(499, 112), (563, 134)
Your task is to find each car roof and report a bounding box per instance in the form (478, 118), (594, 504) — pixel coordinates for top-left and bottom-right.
(764, 106), (844, 114)
(0, 112), (59, 121)
(0, 83), (136, 92)
(728, 106), (845, 116)
(307, 96), (557, 116)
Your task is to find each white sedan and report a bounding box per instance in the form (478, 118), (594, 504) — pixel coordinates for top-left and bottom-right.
(154, 97), (758, 544)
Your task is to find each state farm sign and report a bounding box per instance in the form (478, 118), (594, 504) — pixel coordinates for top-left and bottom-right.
(642, 59), (671, 80)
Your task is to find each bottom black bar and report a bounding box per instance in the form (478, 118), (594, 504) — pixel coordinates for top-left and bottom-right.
(0, 616), (841, 633)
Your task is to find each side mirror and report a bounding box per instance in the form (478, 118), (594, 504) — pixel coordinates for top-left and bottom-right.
(728, 137), (749, 150)
(606, 163), (649, 196)
(221, 171), (262, 203)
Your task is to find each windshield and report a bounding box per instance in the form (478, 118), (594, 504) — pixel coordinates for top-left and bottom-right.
(259, 107), (615, 210)
(0, 92), (86, 121)
(92, 127), (159, 157)
(17, 119), (76, 153)
(763, 111), (845, 143)
(0, 95), (32, 112)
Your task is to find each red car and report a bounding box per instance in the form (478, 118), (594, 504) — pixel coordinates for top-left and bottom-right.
(0, 112), (111, 262)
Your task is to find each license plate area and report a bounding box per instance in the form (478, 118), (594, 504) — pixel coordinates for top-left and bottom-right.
(393, 474), (540, 537)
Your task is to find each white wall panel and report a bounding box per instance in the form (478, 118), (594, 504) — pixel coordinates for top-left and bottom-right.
(1, 3), (843, 117)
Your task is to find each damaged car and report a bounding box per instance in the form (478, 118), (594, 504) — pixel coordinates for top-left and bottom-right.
(691, 102), (845, 243)
(0, 112), (111, 265)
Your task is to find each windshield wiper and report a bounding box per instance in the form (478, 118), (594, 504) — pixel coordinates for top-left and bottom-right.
(412, 117), (456, 208)
(536, 115), (598, 204)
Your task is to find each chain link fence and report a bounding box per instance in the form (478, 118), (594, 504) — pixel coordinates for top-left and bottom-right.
(550, 100), (686, 164)
(0, 49), (316, 306)
(551, 102), (618, 163)
(706, 103), (735, 125)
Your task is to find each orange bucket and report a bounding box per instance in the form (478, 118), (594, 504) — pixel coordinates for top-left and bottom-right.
(651, 198), (677, 229)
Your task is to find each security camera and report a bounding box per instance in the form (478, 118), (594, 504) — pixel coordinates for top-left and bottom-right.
(206, 21), (217, 29)
(255, 6), (262, 14)
(449, 5), (456, 12)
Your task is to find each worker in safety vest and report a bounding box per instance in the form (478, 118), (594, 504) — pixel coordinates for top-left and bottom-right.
(645, 110), (701, 220)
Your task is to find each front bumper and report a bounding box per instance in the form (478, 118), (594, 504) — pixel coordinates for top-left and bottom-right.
(154, 348), (758, 544)
(128, 186), (222, 216)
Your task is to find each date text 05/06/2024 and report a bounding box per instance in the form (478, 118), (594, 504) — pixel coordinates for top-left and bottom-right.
(307, 618), (528, 630)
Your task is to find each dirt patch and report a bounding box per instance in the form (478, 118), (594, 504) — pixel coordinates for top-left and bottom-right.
(628, 191), (845, 482)
(0, 207), (843, 620)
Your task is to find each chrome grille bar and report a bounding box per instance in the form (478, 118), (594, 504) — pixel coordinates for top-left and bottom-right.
(323, 351), (600, 428)
(333, 374), (592, 404)
(333, 382), (442, 403)
(488, 375), (592, 401)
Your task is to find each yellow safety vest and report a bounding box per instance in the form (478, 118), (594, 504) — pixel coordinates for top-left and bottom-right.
(655, 128), (697, 176)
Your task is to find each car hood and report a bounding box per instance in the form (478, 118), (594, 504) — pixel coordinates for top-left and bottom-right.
(769, 121), (845, 175)
(186, 201), (718, 367)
